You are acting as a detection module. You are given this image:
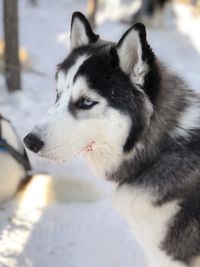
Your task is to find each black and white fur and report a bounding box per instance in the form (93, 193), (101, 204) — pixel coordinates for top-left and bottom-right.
(24, 12), (200, 267)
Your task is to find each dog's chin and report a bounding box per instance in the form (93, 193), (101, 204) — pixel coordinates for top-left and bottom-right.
(37, 149), (75, 163)
(35, 141), (96, 162)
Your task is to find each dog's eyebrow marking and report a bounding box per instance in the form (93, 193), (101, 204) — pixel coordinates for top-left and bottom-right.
(72, 56), (90, 84)
(57, 71), (67, 92)
(72, 46), (111, 84)
(57, 52), (79, 76)
(57, 55), (89, 93)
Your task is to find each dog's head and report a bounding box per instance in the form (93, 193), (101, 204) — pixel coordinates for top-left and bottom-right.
(24, 12), (159, 173)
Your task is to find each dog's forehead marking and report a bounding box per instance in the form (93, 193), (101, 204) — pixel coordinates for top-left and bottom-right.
(57, 71), (66, 92)
(57, 54), (88, 94)
(71, 76), (89, 101)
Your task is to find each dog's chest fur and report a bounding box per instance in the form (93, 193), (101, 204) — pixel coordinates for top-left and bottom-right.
(112, 184), (187, 267)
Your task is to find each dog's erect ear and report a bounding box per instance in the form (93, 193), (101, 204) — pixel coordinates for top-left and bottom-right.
(70, 12), (99, 50)
(117, 23), (154, 85)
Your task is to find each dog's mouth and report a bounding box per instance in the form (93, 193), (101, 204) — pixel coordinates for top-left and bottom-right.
(35, 140), (96, 162)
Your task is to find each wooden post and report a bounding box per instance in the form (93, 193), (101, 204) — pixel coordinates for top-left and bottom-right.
(87, 0), (98, 29)
(3, 0), (21, 91)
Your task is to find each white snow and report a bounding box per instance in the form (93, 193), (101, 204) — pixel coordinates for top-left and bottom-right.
(0, 0), (200, 266)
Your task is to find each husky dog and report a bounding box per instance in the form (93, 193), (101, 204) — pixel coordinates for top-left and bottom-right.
(24, 12), (200, 267)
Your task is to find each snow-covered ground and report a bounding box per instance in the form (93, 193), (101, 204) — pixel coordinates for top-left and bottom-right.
(0, 0), (200, 266)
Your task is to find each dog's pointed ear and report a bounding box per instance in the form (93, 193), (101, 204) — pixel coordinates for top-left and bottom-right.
(117, 23), (154, 84)
(70, 12), (99, 50)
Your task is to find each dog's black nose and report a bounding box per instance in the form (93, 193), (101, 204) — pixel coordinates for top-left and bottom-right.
(23, 133), (44, 153)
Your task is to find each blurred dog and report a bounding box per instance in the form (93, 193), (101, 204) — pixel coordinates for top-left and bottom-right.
(120, 0), (170, 27)
(24, 12), (200, 267)
(0, 115), (29, 202)
(87, 0), (170, 28)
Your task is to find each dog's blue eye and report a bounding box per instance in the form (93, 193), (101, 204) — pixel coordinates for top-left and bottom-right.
(83, 98), (93, 106)
(77, 98), (98, 109)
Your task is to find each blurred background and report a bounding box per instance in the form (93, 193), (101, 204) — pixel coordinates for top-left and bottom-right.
(0, 0), (200, 267)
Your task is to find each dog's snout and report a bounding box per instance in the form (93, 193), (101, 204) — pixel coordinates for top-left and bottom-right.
(23, 133), (44, 153)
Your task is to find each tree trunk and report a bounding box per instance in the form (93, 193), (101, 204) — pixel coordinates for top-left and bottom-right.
(3, 0), (21, 92)
(87, 0), (98, 29)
